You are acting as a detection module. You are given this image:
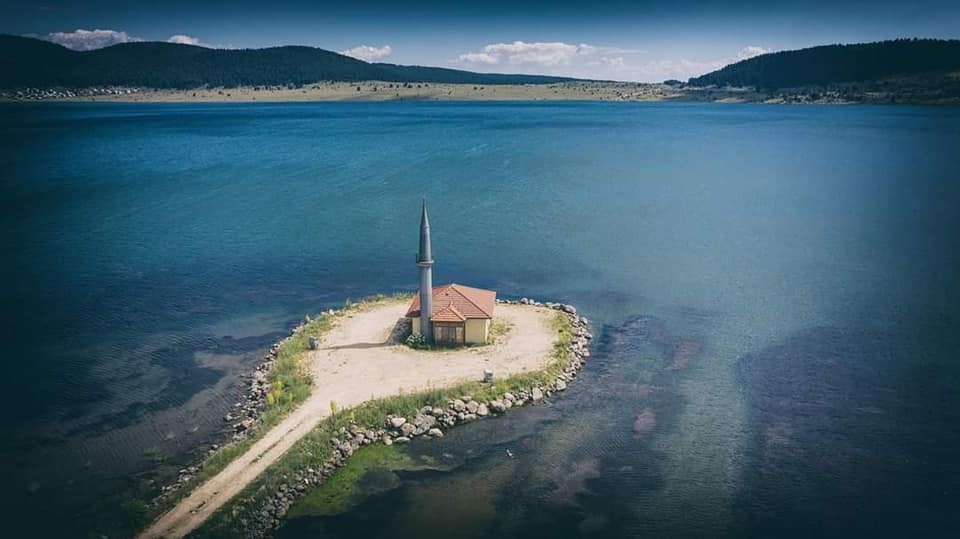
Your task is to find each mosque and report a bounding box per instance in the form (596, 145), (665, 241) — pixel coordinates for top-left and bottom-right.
(405, 202), (496, 346)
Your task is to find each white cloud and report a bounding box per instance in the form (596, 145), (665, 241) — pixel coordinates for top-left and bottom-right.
(453, 41), (772, 82)
(167, 35), (231, 49)
(339, 44), (393, 62)
(456, 41), (625, 67)
(635, 46), (771, 81)
(737, 46), (770, 60)
(458, 52), (499, 64)
(46, 28), (141, 51)
(167, 35), (201, 46)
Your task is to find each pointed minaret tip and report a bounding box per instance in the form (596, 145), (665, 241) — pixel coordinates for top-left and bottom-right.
(420, 198), (430, 227)
(418, 198), (433, 264)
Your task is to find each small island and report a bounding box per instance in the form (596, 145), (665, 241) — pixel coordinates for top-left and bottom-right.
(139, 203), (591, 538)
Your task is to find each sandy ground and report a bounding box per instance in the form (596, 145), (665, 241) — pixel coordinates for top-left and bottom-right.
(140, 300), (555, 538)
(50, 81), (691, 103)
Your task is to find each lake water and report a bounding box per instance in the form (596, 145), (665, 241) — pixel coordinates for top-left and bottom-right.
(1, 101), (958, 538)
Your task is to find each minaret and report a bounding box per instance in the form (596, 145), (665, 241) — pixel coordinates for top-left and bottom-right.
(417, 200), (434, 343)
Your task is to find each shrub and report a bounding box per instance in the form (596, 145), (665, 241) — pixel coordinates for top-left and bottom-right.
(404, 332), (428, 349)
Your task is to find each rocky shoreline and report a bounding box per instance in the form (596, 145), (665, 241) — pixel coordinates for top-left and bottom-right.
(149, 298), (590, 537)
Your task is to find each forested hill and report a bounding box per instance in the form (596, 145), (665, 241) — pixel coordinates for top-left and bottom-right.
(688, 39), (960, 89)
(0, 35), (584, 88)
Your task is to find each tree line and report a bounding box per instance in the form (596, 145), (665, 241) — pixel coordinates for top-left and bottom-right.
(688, 39), (960, 89)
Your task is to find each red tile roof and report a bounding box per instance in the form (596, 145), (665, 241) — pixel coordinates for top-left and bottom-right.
(406, 283), (496, 320)
(431, 303), (467, 322)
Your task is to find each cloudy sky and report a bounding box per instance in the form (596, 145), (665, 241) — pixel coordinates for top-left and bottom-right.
(5, 0), (960, 82)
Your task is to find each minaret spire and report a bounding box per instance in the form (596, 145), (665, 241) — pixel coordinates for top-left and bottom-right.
(417, 199), (434, 343)
(418, 199), (433, 264)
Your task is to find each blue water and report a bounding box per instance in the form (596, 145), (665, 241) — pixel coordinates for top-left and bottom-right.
(1, 101), (958, 537)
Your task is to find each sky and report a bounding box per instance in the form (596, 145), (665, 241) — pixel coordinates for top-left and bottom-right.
(5, 0), (960, 82)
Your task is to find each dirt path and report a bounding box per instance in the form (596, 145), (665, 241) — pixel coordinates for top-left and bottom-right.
(140, 301), (555, 538)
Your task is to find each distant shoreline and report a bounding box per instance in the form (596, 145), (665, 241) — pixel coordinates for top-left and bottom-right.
(3, 80), (956, 105)
(2, 81), (686, 103)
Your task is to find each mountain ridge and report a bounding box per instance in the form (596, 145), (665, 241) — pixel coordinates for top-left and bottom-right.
(688, 38), (960, 89)
(0, 35), (589, 88)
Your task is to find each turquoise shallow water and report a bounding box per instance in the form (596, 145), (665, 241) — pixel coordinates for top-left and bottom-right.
(1, 101), (958, 537)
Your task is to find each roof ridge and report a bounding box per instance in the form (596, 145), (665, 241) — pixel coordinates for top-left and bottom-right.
(447, 283), (487, 315)
(405, 283), (496, 319)
(431, 300), (466, 322)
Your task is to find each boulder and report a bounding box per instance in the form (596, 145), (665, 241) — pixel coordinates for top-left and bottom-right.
(452, 399), (466, 412)
(531, 387), (544, 402)
(388, 416), (407, 429)
(397, 422), (414, 436)
(466, 400), (479, 414)
(394, 436), (411, 444)
(556, 379), (567, 391)
(476, 403), (489, 416)
(413, 413), (436, 435)
(427, 428), (444, 438)
(489, 400), (507, 413)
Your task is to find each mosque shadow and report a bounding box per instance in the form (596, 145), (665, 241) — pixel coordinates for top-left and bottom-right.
(326, 318), (411, 350)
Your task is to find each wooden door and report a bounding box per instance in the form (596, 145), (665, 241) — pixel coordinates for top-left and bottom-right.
(434, 324), (465, 345)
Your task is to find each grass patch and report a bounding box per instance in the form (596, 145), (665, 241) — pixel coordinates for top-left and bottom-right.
(286, 444), (418, 518)
(488, 317), (512, 343)
(192, 310), (574, 536)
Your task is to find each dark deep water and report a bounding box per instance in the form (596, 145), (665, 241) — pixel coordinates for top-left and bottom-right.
(1, 101), (958, 537)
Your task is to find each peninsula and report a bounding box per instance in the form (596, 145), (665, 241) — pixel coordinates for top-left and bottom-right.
(139, 204), (592, 538)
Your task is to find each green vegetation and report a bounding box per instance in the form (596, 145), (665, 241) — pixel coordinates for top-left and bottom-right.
(0, 35), (585, 89)
(688, 38), (960, 89)
(193, 310), (574, 536)
(488, 317), (512, 343)
(286, 444), (429, 518)
(404, 332), (429, 349)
